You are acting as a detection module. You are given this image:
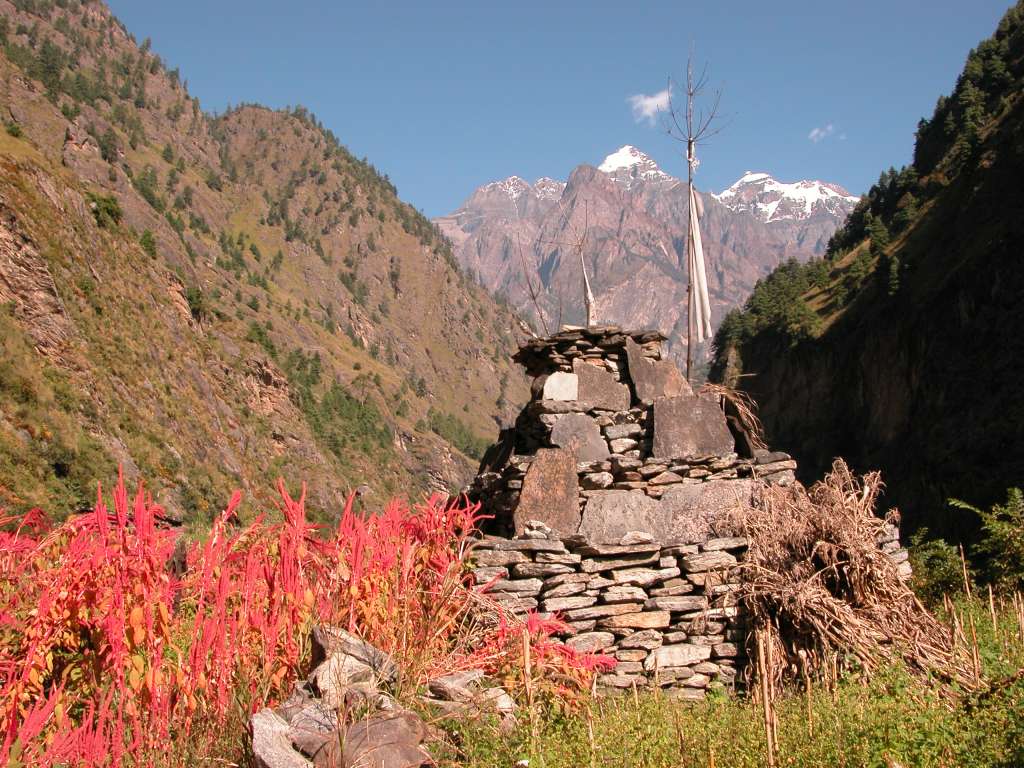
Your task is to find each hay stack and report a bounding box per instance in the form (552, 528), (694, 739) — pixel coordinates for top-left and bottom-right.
(733, 460), (976, 692)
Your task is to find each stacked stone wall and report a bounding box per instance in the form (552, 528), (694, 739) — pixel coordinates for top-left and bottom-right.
(469, 326), (911, 694)
(471, 525), (748, 699)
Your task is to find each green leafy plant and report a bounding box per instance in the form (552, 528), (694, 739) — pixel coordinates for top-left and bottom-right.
(908, 527), (968, 604)
(86, 192), (122, 229)
(952, 488), (1024, 590)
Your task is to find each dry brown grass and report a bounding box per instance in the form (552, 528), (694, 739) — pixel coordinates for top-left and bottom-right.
(731, 460), (977, 694)
(699, 382), (768, 450)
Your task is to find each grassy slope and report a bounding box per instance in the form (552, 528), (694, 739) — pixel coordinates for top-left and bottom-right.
(448, 598), (1024, 768)
(0, 0), (528, 525)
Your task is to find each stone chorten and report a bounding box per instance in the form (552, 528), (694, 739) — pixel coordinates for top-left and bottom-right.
(472, 325), (798, 543)
(465, 327), (907, 695)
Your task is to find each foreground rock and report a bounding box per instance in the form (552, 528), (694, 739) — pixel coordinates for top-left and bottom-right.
(252, 627), (433, 768)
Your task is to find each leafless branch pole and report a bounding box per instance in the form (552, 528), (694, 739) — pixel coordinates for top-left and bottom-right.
(537, 197), (597, 330)
(574, 201), (597, 327)
(515, 233), (550, 335)
(663, 51), (725, 382)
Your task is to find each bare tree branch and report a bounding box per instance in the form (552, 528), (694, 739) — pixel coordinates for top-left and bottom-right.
(515, 233), (550, 336)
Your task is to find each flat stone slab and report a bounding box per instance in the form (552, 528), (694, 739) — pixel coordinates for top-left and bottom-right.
(577, 481), (753, 545)
(598, 610), (671, 630)
(645, 643), (712, 670)
(574, 358), (630, 411)
(550, 413), (609, 462)
(514, 447), (580, 536)
(542, 371), (579, 401)
(566, 631), (615, 654)
(651, 395), (734, 460)
(577, 490), (663, 545)
(658, 480), (754, 543)
(625, 337), (692, 403)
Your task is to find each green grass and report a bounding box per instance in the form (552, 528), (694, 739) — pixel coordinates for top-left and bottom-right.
(441, 598), (1024, 768)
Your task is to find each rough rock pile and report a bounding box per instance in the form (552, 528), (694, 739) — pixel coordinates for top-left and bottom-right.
(468, 327), (910, 692)
(251, 626), (517, 768)
(252, 626), (432, 768)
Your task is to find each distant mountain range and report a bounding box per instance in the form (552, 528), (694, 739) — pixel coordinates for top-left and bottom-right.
(436, 145), (859, 367)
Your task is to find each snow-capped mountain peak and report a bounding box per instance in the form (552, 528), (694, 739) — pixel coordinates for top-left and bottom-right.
(713, 171), (859, 223)
(483, 175), (531, 201)
(534, 177), (567, 201)
(598, 145), (673, 187)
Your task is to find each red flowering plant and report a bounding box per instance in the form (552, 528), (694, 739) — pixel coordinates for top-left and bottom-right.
(0, 472), (611, 766)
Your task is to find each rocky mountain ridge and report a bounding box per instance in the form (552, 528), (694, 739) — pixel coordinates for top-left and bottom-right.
(436, 146), (859, 369)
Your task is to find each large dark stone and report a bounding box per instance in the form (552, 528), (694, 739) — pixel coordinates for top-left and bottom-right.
(577, 490), (664, 544)
(658, 479), (754, 543)
(550, 413), (609, 462)
(651, 395), (734, 459)
(514, 447), (581, 536)
(625, 338), (692, 404)
(574, 359), (630, 411)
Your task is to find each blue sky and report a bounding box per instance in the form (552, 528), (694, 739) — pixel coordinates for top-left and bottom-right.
(108, 1), (1012, 217)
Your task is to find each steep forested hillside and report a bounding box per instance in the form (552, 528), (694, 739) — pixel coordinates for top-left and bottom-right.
(0, 0), (528, 526)
(710, 2), (1024, 537)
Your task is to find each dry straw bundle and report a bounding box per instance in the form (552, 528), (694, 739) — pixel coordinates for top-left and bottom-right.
(732, 460), (977, 694)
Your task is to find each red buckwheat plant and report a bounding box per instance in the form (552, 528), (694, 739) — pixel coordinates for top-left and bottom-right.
(0, 472), (610, 766)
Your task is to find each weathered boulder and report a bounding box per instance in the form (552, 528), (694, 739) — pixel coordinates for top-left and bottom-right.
(513, 447), (580, 536)
(625, 338), (692, 403)
(651, 395), (734, 460)
(573, 358), (630, 411)
(549, 413), (609, 462)
(308, 710), (432, 768)
(311, 625), (397, 684)
(427, 669), (485, 702)
(252, 708), (313, 768)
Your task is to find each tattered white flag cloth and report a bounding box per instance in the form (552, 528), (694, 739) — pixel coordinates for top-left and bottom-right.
(687, 184), (714, 342)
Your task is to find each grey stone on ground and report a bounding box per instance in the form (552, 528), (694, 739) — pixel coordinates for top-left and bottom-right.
(252, 708), (312, 768)
(310, 625), (396, 684)
(428, 669), (485, 702)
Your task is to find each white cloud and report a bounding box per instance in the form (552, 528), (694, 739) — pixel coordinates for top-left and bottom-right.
(808, 123), (835, 143)
(628, 88), (671, 125)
